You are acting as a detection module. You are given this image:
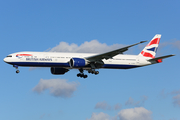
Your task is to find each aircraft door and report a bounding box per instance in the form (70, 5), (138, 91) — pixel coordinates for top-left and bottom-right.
(136, 57), (140, 65)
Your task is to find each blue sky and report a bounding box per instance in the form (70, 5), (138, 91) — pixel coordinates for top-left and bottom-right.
(1, 0), (180, 120)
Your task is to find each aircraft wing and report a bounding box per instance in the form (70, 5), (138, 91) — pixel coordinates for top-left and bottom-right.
(86, 41), (147, 61)
(148, 54), (175, 62)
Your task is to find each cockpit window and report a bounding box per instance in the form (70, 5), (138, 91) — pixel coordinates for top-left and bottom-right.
(6, 55), (12, 57)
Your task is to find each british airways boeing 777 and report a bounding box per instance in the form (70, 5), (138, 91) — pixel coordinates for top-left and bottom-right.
(3, 34), (174, 78)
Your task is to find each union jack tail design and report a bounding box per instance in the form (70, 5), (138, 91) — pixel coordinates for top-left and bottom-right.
(138, 34), (161, 58)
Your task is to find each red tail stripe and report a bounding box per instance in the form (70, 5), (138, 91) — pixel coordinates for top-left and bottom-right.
(146, 38), (160, 47)
(141, 51), (154, 58)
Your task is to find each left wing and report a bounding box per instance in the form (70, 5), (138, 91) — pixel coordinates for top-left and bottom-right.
(86, 41), (147, 62)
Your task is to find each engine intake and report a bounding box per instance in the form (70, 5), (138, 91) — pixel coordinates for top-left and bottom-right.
(70, 58), (88, 68)
(51, 67), (69, 75)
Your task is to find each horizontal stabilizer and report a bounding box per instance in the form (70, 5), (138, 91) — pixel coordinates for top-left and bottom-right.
(148, 54), (175, 62)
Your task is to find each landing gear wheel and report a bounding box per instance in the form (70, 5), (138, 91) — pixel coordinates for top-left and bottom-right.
(88, 69), (99, 75)
(16, 70), (20, 73)
(84, 75), (88, 78)
(13, 65), (19, 74)
(95, 71), (99, 75)
(77, 69), (88, 78)
(80, 74), (83, 78)
(77, 73), (81, 77)
(88, 70), (91, 73)
(77, 73), (88, 78)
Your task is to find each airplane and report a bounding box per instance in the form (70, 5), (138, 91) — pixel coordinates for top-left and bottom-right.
(3, 34), (175, 78)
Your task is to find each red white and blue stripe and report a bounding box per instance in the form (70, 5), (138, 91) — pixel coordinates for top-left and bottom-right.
(139, 34), (161, 58)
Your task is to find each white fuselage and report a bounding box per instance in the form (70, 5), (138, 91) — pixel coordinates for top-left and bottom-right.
(3, 35), (173, 78)
(3, 51), (154, 69)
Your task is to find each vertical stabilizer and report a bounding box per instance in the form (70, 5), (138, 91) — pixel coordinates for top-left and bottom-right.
(138, 34), (161, 58)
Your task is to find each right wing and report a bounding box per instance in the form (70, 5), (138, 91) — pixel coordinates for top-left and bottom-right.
(86, 41), (147, 62)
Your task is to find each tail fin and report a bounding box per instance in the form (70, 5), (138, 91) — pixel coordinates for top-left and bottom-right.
(138, 34), (161, 58)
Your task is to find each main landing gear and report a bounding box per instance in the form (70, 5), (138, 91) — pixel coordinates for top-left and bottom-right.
(77, 68), (88, 78)
(88, 69), (99, 75)
(13, 65), (20, 73)
(77, 68), (99, 78)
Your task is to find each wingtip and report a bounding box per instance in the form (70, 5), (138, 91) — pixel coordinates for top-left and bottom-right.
(140, 40), (148, 43)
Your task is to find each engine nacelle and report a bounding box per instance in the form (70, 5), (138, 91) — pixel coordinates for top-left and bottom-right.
(51, 67), (69, 75)
(70, 58), (88, 68)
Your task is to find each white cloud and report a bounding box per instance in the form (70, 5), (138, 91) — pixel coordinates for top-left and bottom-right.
(118, 107), (152, 120)
(125, 97), (140, 106)
(32, 78), (79, 98)
(94, 101), (122, 111)
(49, 40), (125, 53)
(86, 112), (111, 120)
(172, 94), (180, 107)
(125, 96), (148, 107)
(94, 96), (148, 112)
(159, 89), (169, 98)
(114, 103), (122, 110)
(169, 118), (178, 120)
(40, 113), (50, 119)
(156, 40), (180, 56)
(141, 96), (148, 105)
(171, 89), (180, 95)
(160, 40), (180, 50)
(172, 40), (180, 50)
(159, 89), (180, 108)
(170, 89), (180, 107)
(88, 107), (152, 120)
(95, 101), (111, 110)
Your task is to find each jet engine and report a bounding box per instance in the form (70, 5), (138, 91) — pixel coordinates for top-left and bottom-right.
(51, 67), (69, 75)
(69, 58), (88, 68)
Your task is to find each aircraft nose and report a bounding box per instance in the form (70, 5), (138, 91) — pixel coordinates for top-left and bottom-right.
(3, 57), (8, 63)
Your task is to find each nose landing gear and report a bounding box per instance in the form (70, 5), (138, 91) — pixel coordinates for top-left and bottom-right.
(13, 65), (20, 74)
(16, 70), (20, 73)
